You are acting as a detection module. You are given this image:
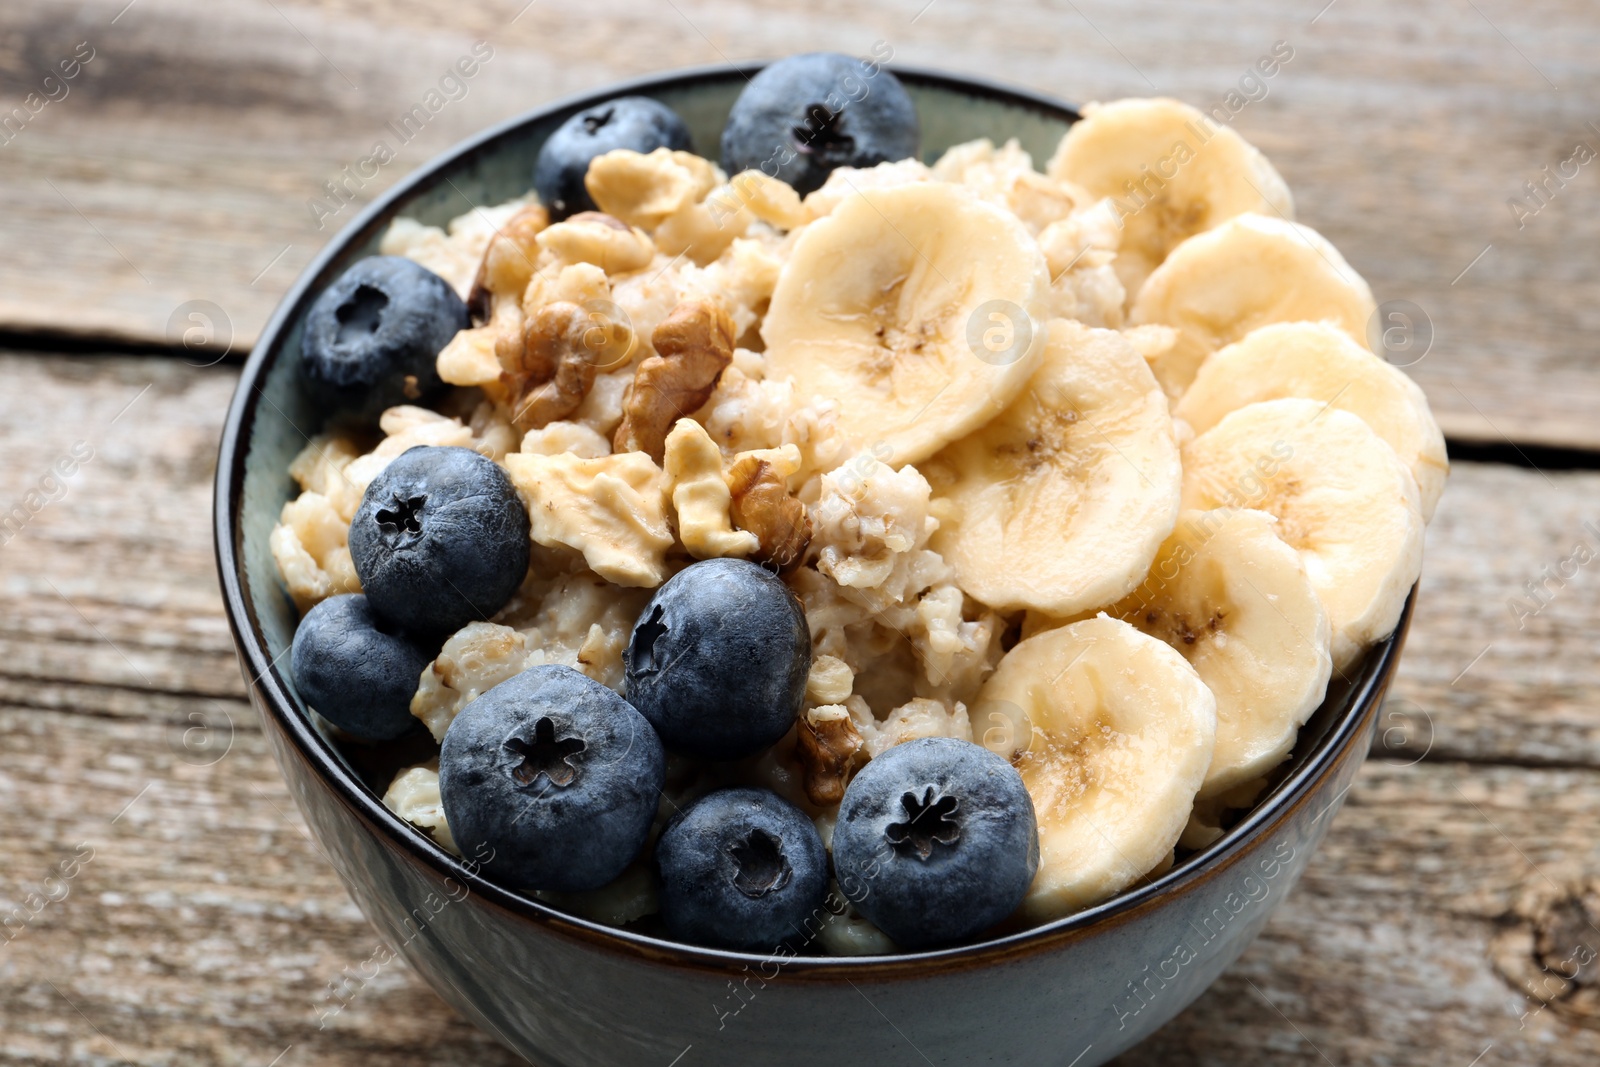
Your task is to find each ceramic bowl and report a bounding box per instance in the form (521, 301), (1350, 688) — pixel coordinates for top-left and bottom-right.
(214, 61), (1414, 1067)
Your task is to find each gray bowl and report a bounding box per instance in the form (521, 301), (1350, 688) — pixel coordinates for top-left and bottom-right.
(214, 61), (1414, 1067)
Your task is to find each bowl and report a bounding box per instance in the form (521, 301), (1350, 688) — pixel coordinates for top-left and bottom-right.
(214, 61), (1415, 1067)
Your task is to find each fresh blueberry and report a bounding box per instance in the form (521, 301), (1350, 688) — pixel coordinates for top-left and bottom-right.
(348, 445), (530, 636)
(720, 52), (920, 196)
(534, 96), (692, 220)
(655, 787), (828, 951)
(624, 558), (810, 761)
(289, 594), (433, 741)
(300, 255), (467, 415)
(831, 737), (1039, 950)
(438, 664), (666, 893)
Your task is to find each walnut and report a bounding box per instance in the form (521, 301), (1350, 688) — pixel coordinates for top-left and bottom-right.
(662, 418), (759, 559)
(536, 211), (655, 273)
(612, 299), (735, 462)
(503, 301), (637, 432)
(501, 302), (591, 430)
(796, 705), (864, 806)
(726, 450), (811, 571)
(468, 205), (550, 322)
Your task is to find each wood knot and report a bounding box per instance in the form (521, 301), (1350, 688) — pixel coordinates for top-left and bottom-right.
(1489, 880), (1600, 1029)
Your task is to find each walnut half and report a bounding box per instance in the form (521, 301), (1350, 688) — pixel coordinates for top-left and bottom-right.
(796, 705), (864, 806)
(467, 205), (549, 323)
(726, 451), (811, 571)
(503, 302), (599, 432)
(612, 299), (735, 462)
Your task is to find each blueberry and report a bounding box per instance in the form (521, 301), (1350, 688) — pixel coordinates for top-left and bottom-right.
(289, 594), (433, 741)
(720, 52), (920, 197)
(624, 558), (810, 761)
(438, 664), (666, 893)
(300, 256), (467, 415)
(655, 787), (828, 951)
(349, 446), (530, 636)
(831, 737), (1039, 950)
(534, 96), (692, 220)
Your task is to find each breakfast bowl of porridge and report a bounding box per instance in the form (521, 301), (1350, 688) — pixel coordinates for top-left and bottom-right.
(214, 54), (1438, 1067)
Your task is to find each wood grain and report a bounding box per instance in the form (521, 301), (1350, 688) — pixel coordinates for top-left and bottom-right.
(1, 0), (1596, 446)
(0, 350), (1597, 1064)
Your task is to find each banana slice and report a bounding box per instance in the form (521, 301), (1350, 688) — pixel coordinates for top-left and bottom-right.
(1175, 321), (1448, 521)
(1104, 509), (1332, 797)
(1181, 398), (1423, 671)
(761, 181), (1050, 466)
(928, 319), (1180, 616)
(1046, 97), (1293, 302)
(974, 615), (1216, 920)
(1130, 214), (1377, 399)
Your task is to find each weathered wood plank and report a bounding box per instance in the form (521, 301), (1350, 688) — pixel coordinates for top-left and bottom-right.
(2, 0), (1597, 446)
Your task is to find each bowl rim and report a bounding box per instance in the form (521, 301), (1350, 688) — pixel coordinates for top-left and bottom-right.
(214, 58), (1410, 980)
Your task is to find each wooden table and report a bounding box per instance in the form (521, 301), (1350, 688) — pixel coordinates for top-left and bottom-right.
(3, 1), (1597, 1063)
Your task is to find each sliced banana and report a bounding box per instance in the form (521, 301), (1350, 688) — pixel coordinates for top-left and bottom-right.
(761, 181), (1050, 466)
(1181, 398), (1423, 671)
(1176, 321), (1448, 521)
(975, 615), (1216, 920)
(1046, 97), (1293, 303)
(928, 319), (1180, 616)
(1103, 509), (1332, 797)
(1130, 214), (1377, 399)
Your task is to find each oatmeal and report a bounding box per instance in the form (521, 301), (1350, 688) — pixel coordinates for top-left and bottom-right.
(277, 75), (1441, 954)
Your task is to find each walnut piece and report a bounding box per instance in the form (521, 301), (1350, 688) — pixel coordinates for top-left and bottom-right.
(796, 705), (864, 806)
(613, 299), (736, 462)
(662, 418), (758, 559)
(536, 211), (655, 273)
(468, 205), (550, 322)
(726, 449), (811, 571)
(505, 302), (604, 431)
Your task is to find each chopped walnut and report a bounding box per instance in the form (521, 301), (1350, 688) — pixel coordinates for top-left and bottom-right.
(726, 448), (811, 571)
(468, 205), (550, 322)
(613, 299), (736, 462)
(662, 418), (758, 559)
(536, 211), (655, 273)
(505, 302), (603, 431)
(796, 705), (864, 806)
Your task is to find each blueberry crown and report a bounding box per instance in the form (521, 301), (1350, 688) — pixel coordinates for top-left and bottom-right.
(728, 828), (792, 898)
(505, 717), (586, 789)
(885, 786), (961, 861)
